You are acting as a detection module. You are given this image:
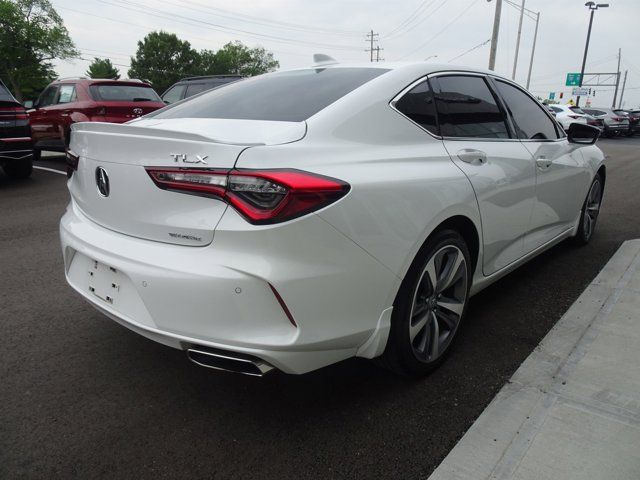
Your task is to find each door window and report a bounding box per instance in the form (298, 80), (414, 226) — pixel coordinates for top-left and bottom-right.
(57, 85), (76, 104)
(162, 84), (186, 104)
(185, 83), (211, 98)
(494, 80), (560, 140)
(38, 86), (58, 107)
(433, 75), (509, 139)
(394, 79), (438, 135)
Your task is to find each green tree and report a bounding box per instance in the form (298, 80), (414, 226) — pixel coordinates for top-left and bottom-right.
(0, 0), (78, 101)
(128, 31), (198, 94)
(203, 41), (279, 76)
(86, 57), (120, 79)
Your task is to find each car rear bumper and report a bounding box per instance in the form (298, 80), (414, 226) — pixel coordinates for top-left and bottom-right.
(0, 137), (33, 161)
(60, 201), (397, 374)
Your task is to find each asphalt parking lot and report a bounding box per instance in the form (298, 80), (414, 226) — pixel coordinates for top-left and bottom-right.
(2, 137), (640, 480)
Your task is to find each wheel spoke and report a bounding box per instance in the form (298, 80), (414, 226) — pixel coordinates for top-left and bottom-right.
(410, 311), (429, 342)
(417, 318), (431, 353)
(429, 311), (440, 358)
(435, 307), (459, 330)
(436, 297), (464, 317)
(423, 256), (438, 293)
(436, 249), (464, 292)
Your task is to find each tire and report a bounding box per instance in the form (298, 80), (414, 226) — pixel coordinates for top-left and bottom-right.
(378, 229), (471, 377)
(2, 158), (33, 179)
(572, 174), (603, 246)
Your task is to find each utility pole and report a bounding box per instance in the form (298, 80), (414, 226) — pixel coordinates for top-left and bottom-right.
(577, 3), (609, 107)
(488, 0), (503, 71)
(525, 11), (540, 90)
(512, 0), (526, 79)
(375, 45), (384, 62)
(365, 30), (379, 63)
(612, 48), (621, 108)
(618, 70), (628, 108)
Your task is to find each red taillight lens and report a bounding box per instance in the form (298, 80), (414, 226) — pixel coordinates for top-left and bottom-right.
(145, 168), (350, 225)
(0, 106), (28, 120)
(66, 150), (79, 178)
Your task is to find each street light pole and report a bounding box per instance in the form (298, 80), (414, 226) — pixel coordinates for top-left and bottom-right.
(577, 2), (609, 107)
(512, 0), (526, 79)
(525, 11), (540, 90)
(488, 0), (503, 71)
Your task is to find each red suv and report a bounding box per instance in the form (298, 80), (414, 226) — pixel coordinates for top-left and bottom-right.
(26, 78), (165, 159)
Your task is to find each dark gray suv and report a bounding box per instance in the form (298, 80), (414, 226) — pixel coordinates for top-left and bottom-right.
(0, 80), (33, 179)
(161, 75), (243, 105)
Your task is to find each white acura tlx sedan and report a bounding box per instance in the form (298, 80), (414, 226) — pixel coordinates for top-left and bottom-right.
(60, 61), (605, 377)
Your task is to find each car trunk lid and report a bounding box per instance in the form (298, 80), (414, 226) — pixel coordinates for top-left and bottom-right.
(68, 118), (305, 246)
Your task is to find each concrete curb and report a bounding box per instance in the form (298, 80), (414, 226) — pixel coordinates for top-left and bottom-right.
(429, 239), (640, 480)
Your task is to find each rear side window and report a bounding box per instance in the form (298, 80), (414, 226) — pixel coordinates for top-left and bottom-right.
(162, 84), (186, 104)
(185, 83), (211, 98)
(494, 80), (559, 140)
(433, 75), (509, 139)
(57, 85), (76, 104)
(394, 79), (438, 135)
(152, 68), (389, 122)
(89, 84), (161, 102)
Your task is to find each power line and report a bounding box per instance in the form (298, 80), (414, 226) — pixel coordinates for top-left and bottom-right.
(386, 0), (447, 40)
(93, 0), (362, 52)
(448, 38), (491, 62)
(167, 0), (363, 36)
(386, 0), (439, 37)
(397, 0), (480, 60)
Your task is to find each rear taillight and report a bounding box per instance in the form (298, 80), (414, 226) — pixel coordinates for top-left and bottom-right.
(66, 150), (79, 178)
(0, 106), (28, 120)
(145, 168), (350, 225)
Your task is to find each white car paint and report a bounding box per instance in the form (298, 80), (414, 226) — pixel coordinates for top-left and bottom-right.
(60, 63), (605, 375)
(549, 104), (588, 131)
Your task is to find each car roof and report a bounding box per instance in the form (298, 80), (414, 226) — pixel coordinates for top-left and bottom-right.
(50, 78), (153, 87)
(179, 75), (244, 82)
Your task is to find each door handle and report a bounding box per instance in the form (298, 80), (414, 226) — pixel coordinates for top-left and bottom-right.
(536, 156), (552, 170)
(456, 149), (487, 165)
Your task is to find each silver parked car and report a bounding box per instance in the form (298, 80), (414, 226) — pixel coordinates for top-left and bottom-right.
(582, 107), (630, 137)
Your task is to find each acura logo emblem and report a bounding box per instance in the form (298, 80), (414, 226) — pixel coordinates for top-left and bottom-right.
(96, 167), (110, 197)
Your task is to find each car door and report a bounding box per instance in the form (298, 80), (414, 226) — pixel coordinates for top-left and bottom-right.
(492, 79), (590, 252)
(46, 84), (77, 147)
(430, 73), (537, 275)
(29, 85), (58, 147)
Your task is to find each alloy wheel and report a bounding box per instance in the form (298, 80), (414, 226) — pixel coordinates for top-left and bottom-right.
(583, 179), (602, 240)
(409, 245), (468, 362)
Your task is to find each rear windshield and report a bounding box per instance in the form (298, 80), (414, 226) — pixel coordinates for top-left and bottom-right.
(613, 109), (628, 116)
(569, 106), (585, 114)
(152, 68), (389, 122)
(0, 82), (15, 102)
(89, 84), (161, 102)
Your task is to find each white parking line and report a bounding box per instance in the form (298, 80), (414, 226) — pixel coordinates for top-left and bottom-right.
(33, 166), (66, 176)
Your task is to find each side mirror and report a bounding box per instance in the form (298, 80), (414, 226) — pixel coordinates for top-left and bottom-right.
(567, 123), (600, 145)
(23, 100), (33, 109)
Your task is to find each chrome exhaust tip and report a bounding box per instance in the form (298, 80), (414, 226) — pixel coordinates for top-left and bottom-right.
(186, 347), (275, 377)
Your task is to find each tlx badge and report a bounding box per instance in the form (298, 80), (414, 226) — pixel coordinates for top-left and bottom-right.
(170, 153), (208, 164)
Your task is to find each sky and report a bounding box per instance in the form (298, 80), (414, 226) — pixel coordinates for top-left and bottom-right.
(51, 0), (640, 108)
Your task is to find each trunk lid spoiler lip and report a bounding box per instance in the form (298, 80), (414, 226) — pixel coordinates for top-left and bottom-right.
(71, 118), (308, 147)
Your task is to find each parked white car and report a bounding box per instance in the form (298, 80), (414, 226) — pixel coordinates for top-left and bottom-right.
(60, 62), (605, 377)
(548, 104), (589, 131)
